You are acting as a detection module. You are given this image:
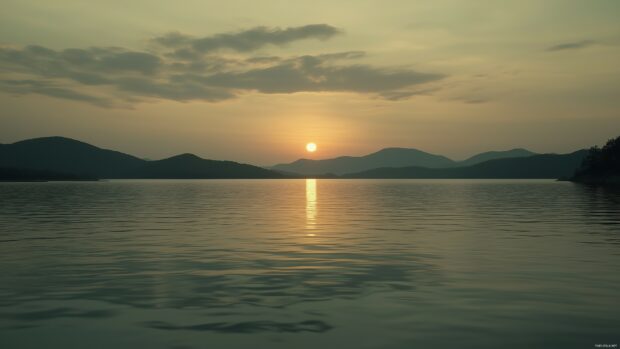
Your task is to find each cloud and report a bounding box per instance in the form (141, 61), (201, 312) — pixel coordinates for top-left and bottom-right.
(546, 40), (596, 51)
(202, 57), (443, 97)
(0, 79), (113, 107)
(114, 77), (234, 102)
(1, 45), (162, 75)
(151, 32), (193, 47)
(0, 25), (445, 107)
(153, 24), (341, 55)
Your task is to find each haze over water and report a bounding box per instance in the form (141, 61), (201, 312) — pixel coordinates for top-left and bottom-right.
(1, 179), (619, 348)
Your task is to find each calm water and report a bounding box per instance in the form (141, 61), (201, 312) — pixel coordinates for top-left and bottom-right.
(0, 179), (619, 348)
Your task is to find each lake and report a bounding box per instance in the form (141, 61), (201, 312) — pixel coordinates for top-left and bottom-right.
(1, 179), (619, 348)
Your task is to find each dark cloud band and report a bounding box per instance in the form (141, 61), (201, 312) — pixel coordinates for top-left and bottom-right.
(153, 24), (341, 54)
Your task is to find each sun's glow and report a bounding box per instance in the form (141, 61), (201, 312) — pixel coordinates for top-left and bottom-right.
(306, 142), (317, 152)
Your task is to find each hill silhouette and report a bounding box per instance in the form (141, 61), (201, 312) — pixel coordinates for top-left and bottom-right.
(126, 153), (282, 179)
(0, 136), (143, 178)
(459, 148), (536, 167)
(271, 147), (456, 175)
(571, 136), (620, 184)
(0, 137), (283, 179)
(345, 150), (587, 179)
(0, 136), (588, 180)
(272, 147), (538, 175)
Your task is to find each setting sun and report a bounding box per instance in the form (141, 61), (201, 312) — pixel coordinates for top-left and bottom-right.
(306, 142), (317, 152)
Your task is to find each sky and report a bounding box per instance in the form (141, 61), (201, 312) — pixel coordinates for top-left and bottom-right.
(1, 0), (619, 165)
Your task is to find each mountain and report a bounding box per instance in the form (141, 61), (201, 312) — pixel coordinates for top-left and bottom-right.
(0, 136), (144, 178)
(459, 148), (536, 166)
(0, 137), (283, 179)
(271, 147), (539, 176)
(571, 135), (620, 184)
(0, 136), (584, 180)
(271, 147), (456, 175)
(345, 150), (588, 179)
(126, 153), (283, 179)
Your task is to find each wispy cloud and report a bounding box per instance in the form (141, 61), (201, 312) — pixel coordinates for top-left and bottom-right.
(546, 39), (596, 51)
(0, 79), (113, 107)
(152, 24), (341, 55)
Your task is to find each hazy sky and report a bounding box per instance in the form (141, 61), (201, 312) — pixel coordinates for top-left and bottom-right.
(1, 0), (619, 165)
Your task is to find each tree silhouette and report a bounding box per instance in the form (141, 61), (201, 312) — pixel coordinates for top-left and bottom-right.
(572, 135), (620, 184)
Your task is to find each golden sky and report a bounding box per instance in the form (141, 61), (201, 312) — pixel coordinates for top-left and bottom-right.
(1, 0), (619, 165)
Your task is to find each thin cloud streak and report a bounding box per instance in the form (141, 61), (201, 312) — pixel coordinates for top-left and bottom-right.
(546, 40), (596, 51)
(152, 24), (341, 54)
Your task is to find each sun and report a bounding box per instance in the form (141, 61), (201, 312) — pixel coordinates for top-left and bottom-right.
(306, 142), (317, 152)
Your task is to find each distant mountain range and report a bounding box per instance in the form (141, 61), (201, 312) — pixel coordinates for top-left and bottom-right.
(0, 136), (587, 180)
(345, 150), (587, 179)
(458, 148), (536, 167)
(0, 137), (283, 179)
(125, 153), (281, 179)
(271, 147), (537, 175)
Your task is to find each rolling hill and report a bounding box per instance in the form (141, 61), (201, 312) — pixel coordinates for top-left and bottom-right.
(0, 136), (143, 178)
(0, 137), (284, 179)
(271, 147), (456, 175)
(0, 136), (584, 180)
(459, 148), (536, 167)
(271, 147), (538, 176)
(344, 150), (587, 179)
(126, 153), (283, 179)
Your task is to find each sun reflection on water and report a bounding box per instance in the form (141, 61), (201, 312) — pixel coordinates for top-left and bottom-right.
(305, 179), (317, 232)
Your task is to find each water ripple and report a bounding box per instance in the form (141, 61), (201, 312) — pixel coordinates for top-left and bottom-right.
(0, 179), (619, 349)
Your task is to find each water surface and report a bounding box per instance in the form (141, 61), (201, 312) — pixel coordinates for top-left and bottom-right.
(1, 179), (619, 348)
